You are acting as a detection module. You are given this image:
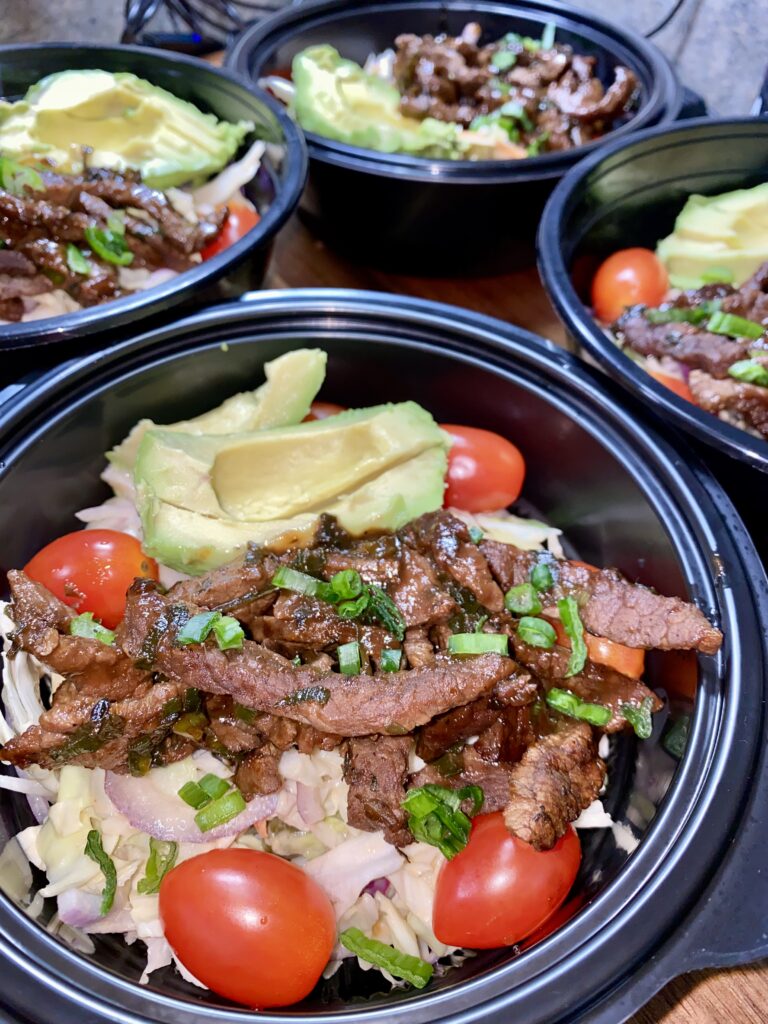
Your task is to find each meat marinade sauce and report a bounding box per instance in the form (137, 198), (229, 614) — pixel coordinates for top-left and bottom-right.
(3, 510), (721, 853)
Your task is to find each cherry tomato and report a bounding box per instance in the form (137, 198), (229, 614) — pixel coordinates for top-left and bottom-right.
(200, 203), (261, 260)
(23, 530), (158, 629)
(303, 401), (347, 422)
(646, 366), (695, 403)
(433, 812), (581, 948)
(159, 849), (336, 1008)
(441, 425), (526, 513)
(591, 248), (668, 323)
(546, 615), (645, 679)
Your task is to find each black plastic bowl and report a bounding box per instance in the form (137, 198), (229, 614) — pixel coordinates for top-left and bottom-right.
(537, 116), (768, 476)
(0, 290), (766, 1024)
(226, 0), (683, 273)
(0, 43), (307, 360)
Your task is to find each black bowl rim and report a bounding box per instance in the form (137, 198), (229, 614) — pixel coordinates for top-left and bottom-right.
(0, 288), (764, 1024)
(0, 42), (308, 351)
(536, 114), (768, 473)
(226, 0), (682, 185)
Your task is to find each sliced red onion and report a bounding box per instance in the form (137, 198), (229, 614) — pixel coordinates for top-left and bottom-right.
(27, 795), (51, 824)
(296, 782), (325, 826)
(105, 771), (278, 843)
(363, 877), (391, 897)
(57, 889), (103, 929)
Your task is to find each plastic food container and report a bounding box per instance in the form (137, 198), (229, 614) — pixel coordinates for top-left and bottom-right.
(0, 289), (765, 1023)
(0, 43), (307, 369)
(226, 0), (684, 273)
(536, 116), (768, 552)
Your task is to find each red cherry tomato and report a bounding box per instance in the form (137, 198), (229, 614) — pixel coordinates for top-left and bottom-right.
(591, 248), (668, 323)
(441, 425), (525, 513)
(200, 203), (261, 260)
(433, 812), (581, 948)
(23, 530), (158, 629)
(646, 366), (695, 403)
(159, 849), (336, 1008)
(303, 401), (347, 422)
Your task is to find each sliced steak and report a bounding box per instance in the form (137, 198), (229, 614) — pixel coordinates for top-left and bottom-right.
(481, 541), (722, 653)
(689, 369), (768, 438)
(504, 721), (605, 850)
(411, 746), (513, 814)
(388, 548), (457, 627)
(403, 626), (436, 669)
(119, 579), (517, 736)
(548, 65), (637, 123)
(614, 310), (750, 378)
(235, 742), (283, 798)
(723, 261), (768, 324)
(345, 735), (412, 847)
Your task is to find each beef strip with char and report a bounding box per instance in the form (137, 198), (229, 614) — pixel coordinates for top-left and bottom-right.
(689, 369), (768, 438)
(504, 721), (605, 850)
(118, 579), (517, 736)
(344, 736), (412, 847)
(481, 540), (722, 653)
(614, 309), (750, 378)
(235, 743), (283, 798)
(722, 261), (768, 324)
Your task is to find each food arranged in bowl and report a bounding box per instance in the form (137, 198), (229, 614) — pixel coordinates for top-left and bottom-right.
(0, 69), (264, 324)
(266, 21), (639, 161)
(0, 346), (721, 1009)
(590, 182), (768, 439)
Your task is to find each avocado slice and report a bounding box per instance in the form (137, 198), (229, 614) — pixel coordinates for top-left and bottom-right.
(139, 445), (447, 574)
(657, 183), (768, 288)
(292, 45), (463, 158)
(109, 348), (327, 472)
(0, 69), (253, 190)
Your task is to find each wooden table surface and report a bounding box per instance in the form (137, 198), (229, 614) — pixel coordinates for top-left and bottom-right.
(266, 213), (768, 1024)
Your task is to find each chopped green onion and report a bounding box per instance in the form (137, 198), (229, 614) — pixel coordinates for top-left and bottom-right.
(402, 783), (484, 859)
(176, 610), (219, 645)
(195, 789), (246, 832)
(468, 525), (484, 544)
(337, 592), (370, 619)
(540, 21), (556, 49)
(271, 565), (321, 596)
(490, 49), (517, 71)
(291, 655), (302, 667)
(178, 780), (210, 809)
(447, 632), (509, 656)
(198, 773), (231, 801)
(531, 561), (554, 591)
(84, 829), (117, 915)
(340, 928), (434, 989)
(621, 696), (654, 739)
(474, 614), (489, 633)
(69, 612), (115, 646)
(728, 358), (768, 387)
(66, 243), (91, 276)
(329, 569), (363, 601)
(106, 210), (126, 236)
(0, 157), (43, 195)
(706, 310), (764, 340)
(234, 703), (257, 722)
(645, 305), (714, 325)
(558, 596), (588, 676)
(526, 133), (550, 157)
(517, 616), (556, 648)
(171, 711), (208, 741)
(338, 641), (361, 675)
(504, 583), (542, 616)
(546, 687), (612, 726)
(499, 100), (534, 132)
(211, 614), (244, 650)
(380, 648), (402, 672)
(366, 585), (406, 640)
(700, 266), (733, 284)
(84, 226), (134, 266)
(662, 715), (689, 759)
(137, 838), (178, 895)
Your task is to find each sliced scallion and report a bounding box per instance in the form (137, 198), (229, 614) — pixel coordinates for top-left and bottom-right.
(176, 610), (219, 645)
(540, 21), (556, 49)
(447, 632), (509, 656)
(195, 789), (246, 832)
(380, 648), (402, 673)
(178, 780), (210, 809)
(728, 358), (768, 387)
(700, 266), (733, 284)
(340, 928), (434, 989)
(84, 829), (117, 915)
(531, 561), (554, 591)
(66, 243), (91, 276)
(338, 641), (361, 675)
(468, 525), (484, 544)
(504, 583), (542, 616)
(517, 616), (556, 648)
(271, 565), (321, 596)
(402, 783), (484, 859)
(211, 614), (244, 650)
(706, 310), (765, 340)
(84, 226), (134, 266)
(0, 157), (43, 195)
(69, 611), (115, 646)
(490, 49), (517, 71)
(198, 773), (231, 801)
(620, 696), (654, 739)
(546, 687), (611, 726)
(329, 569), (363, 601)
(558, 596), (588, 677)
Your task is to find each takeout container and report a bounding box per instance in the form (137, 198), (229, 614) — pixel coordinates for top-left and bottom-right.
(536, 116), (768, 553)
(226, 0), (684, 274)
(0, 289), (766, 1023)
(0, 44), (307, 366)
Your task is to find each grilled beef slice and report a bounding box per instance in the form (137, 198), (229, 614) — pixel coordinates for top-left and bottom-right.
(613, 310), (750, 379)
(344, 736), (412, 847)
(689, 369), (768, 438)
(481, 540), (722, 653)
(504, 721), (605, 850)
(234, 743), (283, 798)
